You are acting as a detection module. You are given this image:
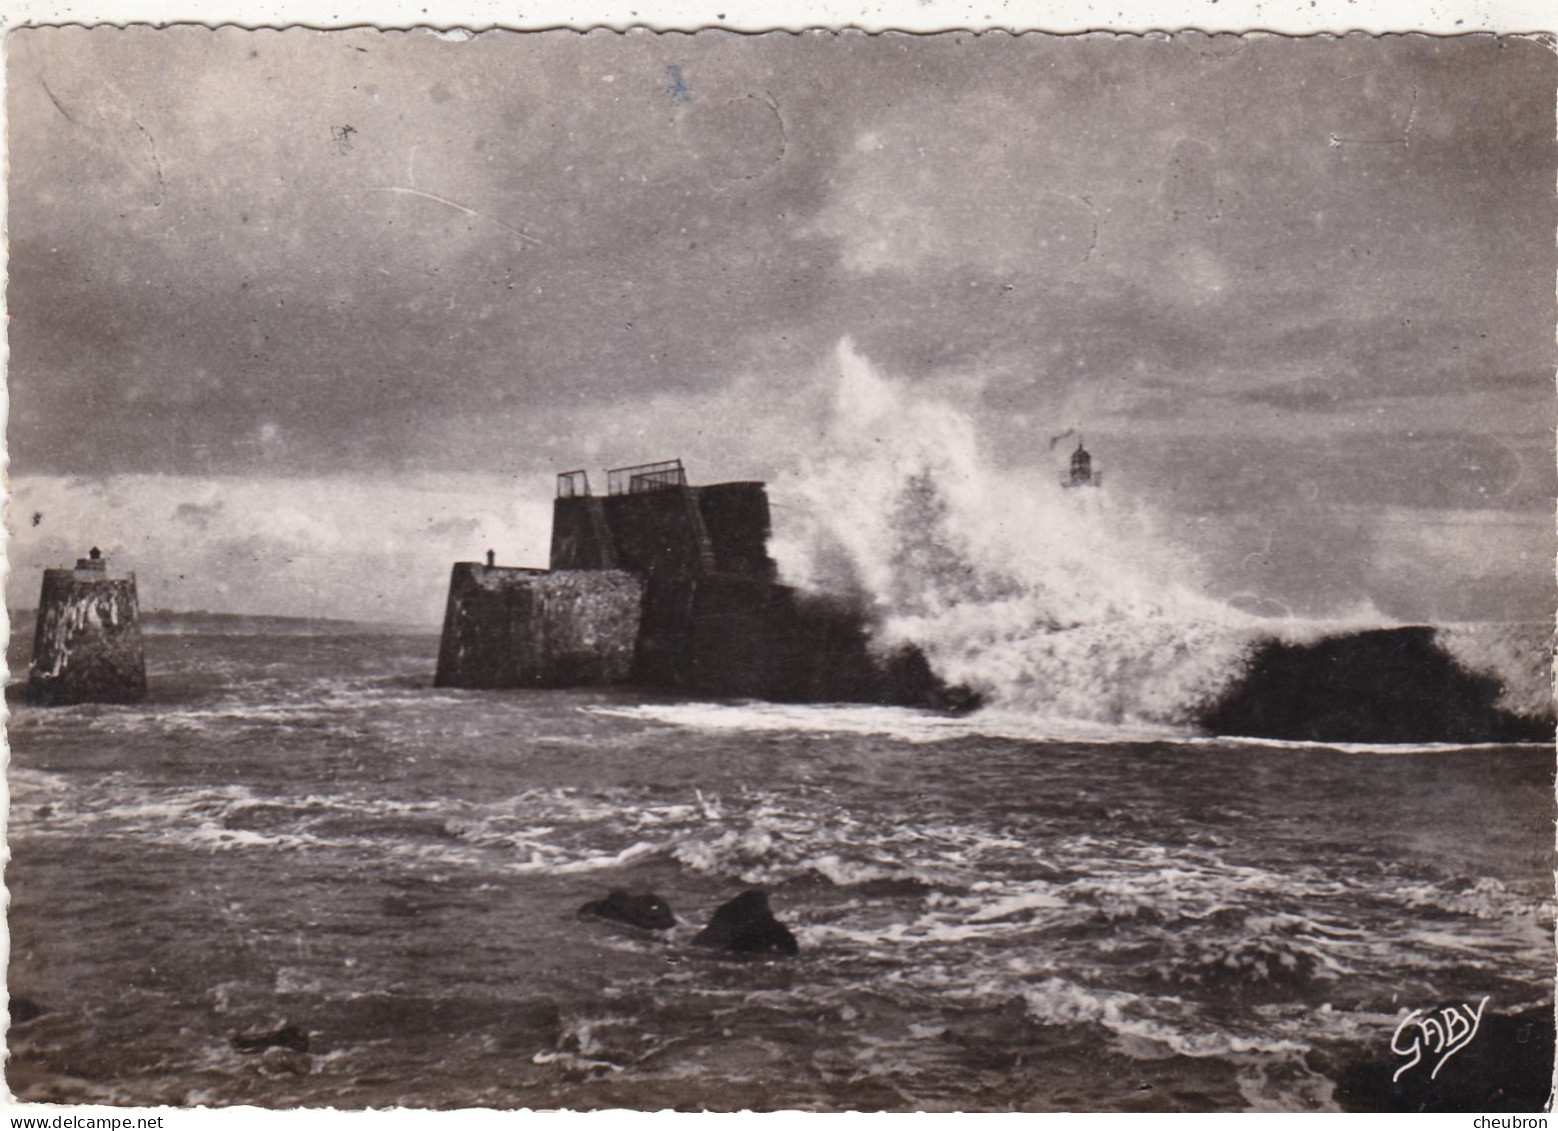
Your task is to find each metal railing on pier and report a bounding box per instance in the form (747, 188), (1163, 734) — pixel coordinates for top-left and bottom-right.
(556, 470), (592, 498)
(607, 459), (687, 496)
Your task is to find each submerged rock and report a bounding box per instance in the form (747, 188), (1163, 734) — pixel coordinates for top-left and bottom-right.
(579, 889), (677, 931)
(692, 890), (799, 956)
(231, 1024), (310, 1054)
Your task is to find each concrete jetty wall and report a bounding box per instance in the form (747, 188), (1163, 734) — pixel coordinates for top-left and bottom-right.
(28, 559), (147, 705)
(694, 483), (778, 582)
(549, 496), (618, 571)
(549, 482), (778, 687)
(552, 483), (775, 582)
(682, 579), (970, 707)
(433, 563), (644, 689)
(439, 472), (977, 708)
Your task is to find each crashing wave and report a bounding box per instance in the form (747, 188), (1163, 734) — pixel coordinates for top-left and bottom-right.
(764, 340), (1552, 742)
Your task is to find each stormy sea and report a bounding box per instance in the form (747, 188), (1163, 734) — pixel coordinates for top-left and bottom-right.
(8, 349), (1555, 1112)
(5, 614), (1554, 1112)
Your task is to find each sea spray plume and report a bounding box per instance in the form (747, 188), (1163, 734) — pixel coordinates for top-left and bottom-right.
(770, 339), (1210, 622)
(1434, 621), (1556, 720)
(769, 339), (1257, 726)
(760, 341), (1552, 732)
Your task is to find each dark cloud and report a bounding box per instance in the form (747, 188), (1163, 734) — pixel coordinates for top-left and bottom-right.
(6, 29), (1553, 621)
(10, 30), (1552, 475)
(173, 500), (226, 529)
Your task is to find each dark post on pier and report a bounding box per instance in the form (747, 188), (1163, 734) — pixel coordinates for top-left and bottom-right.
(27, 548), (148, 705)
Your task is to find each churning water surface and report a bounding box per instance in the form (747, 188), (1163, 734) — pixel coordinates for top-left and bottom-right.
(5, 630), (1553, 1111)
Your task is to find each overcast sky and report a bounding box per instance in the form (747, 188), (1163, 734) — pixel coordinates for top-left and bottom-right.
(6, 28), (1553, 624)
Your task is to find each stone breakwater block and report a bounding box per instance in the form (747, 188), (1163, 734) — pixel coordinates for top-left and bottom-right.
(434, 563), (644, 689)
(692, 890), (799, 956)
(579, 890), (677, 930)
(27, 562), (147, 705)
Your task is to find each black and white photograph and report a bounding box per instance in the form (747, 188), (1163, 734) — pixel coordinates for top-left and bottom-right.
(3, 23), (1554, 1113)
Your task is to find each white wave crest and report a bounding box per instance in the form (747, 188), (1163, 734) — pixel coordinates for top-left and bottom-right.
(589, 702), (1545, 753)
(765, 339), (1549, 726)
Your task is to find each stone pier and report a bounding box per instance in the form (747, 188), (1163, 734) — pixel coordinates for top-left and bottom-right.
(27, 548), (147, 705)
(433, 563), (644, 689)
(435, 462), (979, 709)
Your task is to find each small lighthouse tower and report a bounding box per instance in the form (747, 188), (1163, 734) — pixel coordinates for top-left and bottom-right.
(1063, 438), (1100, 489)
(27, 548), (147, 705)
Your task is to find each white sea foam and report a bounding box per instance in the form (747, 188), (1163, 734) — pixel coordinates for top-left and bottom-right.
(590, 702), (1182, 744)
(764, 341), (1251, 725)
(760, 340), (1550, 728)
(8, 767), (76, 802)
(1184, 734), (1550, 755)
(590, 701), (1544, 754)
(1019, 976), (1310, 1060)
(1436, 621), (1557, 718)
(515, 840), (663, 875)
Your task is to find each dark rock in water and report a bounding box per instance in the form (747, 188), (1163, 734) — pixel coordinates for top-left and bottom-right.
(231, 1024), (311, 1054)
(791, 595), (984, 712)
(1198, 626), (1551, 744)
(579, 889), (677, 931)
(1334, 1004), (1554, 1112)
(692, 890), (799, 956)
(9, 997), (47, 1024)
(878, 644), (984, 713)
